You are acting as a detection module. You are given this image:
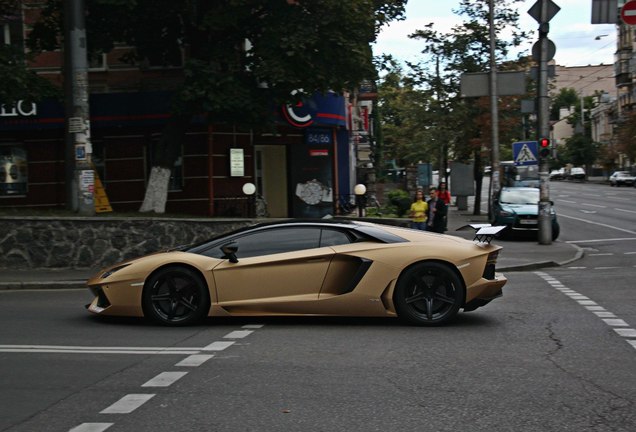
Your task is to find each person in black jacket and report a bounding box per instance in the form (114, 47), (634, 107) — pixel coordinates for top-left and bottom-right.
(426, 187), (447, 233)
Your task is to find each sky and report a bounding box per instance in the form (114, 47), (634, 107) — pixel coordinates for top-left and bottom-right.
(373, 0), (617, 67)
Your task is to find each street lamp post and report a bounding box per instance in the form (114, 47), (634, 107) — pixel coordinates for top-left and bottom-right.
(354, 184), (366, 218)
(242, 182), (256, 218)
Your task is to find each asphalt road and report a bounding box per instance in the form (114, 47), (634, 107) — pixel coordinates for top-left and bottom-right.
(1, 180), (635, 432)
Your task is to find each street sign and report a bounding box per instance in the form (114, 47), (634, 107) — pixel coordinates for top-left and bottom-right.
(460, 71), (526, 98)
(621, 0), (636, 25)
(513, 141), (539, 166)
(528, 0), (561, 23)
(532, 39), (556, 61)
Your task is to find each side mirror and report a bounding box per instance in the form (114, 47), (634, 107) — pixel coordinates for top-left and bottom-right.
(221, 242), (239, 263)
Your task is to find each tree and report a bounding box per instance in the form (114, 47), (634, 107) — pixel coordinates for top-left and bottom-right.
(0, 0), (59, 104)
(562, 133), (599, 172)
(615, 111), (636, 165)
(28, 0), (407, 213)
(550, 87), (579, 121)
(381, 0), (530, 214)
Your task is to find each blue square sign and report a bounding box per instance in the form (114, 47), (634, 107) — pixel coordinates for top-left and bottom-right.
(512, 141), (538, 166)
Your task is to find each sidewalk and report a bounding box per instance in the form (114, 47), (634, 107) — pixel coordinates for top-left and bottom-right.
(0, 206), (583, 290)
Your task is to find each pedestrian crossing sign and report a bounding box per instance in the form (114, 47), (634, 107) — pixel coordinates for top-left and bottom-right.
(512, 141), (538, 166)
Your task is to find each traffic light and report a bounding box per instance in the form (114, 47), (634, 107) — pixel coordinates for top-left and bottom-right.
(539, 138), (551, 158)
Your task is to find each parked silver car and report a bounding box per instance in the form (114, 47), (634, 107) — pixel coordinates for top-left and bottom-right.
(609, 171), (635, 187)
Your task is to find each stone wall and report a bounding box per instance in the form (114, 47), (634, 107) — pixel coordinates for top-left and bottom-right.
(0, 217), (255, 269)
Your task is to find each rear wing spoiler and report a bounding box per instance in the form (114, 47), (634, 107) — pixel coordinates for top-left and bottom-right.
(456, 224), (506, 244)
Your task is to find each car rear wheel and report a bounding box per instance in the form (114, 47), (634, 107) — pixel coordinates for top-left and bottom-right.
(142, 266), (210, 326)
(394, 262), (464, 326)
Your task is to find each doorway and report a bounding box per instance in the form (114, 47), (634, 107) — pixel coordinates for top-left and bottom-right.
(255, 145), (288, 217)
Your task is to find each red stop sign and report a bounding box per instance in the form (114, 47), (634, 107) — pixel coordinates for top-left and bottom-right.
(621, 0), (636, 25)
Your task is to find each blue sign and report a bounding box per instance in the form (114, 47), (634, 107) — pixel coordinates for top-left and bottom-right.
(512, 141), (538, 166)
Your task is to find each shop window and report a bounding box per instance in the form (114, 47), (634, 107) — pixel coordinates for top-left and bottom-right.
(2, 17), (23, 48)
(146, 139), (183, 192)
(0, 144), (28, 197)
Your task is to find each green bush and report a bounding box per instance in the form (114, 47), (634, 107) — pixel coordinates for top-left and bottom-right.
(387, 189), (412, 217)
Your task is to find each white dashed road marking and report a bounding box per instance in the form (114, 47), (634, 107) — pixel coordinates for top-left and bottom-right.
(536, 272), (636, 352)
(69, 324), (264, 431)
(203, 340), (235, 351)
(69, 424), (113, 432)
(100, 394), (156, 414)
(175, 354), (215, 367)
(142, 371), (188, 387)
(223, 330), (253, 339)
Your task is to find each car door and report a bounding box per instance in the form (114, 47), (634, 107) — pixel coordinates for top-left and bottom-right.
(211, 227), (336, 312)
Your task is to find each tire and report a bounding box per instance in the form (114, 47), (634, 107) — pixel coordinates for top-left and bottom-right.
(551, 223), (560, 241)
(394, 262), (465, 326)
(142, 266), (210, 326)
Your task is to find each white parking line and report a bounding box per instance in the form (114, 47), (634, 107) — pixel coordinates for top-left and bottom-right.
(100, 394), (155, 414)
(142, 372), (188, 387)
(69, 423), (113, 432)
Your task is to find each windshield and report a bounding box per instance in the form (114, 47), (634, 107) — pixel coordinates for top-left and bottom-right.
(499, 189), (539, 205)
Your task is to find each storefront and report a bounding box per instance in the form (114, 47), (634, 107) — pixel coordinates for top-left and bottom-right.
(0, 91), (351, 218)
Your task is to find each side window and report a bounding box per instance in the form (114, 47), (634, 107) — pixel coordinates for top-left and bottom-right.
(233, 228), (321, 258)
(202, 227), (323, 259)
(320, 229), (352, 247)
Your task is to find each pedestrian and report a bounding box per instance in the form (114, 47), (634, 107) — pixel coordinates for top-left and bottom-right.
(437, 181), (451, 205)
(409, 189), (428, 230)
(437, 181), (451, 231)
(426, 187), (447, 233)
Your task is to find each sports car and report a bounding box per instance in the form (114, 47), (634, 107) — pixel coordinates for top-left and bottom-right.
(86, 220), (507, 326)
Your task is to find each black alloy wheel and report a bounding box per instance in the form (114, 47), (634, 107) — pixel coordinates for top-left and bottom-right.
(394, 262), (464, 326)
(142, 266), (210, 326)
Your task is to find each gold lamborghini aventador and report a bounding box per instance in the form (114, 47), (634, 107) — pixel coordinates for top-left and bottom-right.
(86, 220), (507, 326)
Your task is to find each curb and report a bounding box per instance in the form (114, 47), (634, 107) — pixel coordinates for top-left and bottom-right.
(0, 280), (87, 291)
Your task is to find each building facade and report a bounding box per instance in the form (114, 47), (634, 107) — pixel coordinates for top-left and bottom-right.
(1, 2), (373, 217)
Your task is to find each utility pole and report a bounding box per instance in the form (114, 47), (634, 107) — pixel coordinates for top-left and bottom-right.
(64, 0), (94, 215)
(488, 0), (500, 215)
(529, 0), (560, 245)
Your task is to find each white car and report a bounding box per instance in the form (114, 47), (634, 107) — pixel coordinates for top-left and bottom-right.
(549, 169), (565, 180)
(569, 167), (586, 180)
(609, 171), (635, 187)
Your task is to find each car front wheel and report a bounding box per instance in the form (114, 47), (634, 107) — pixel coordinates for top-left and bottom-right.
(394, 262), (465, 326)
(142, 266), (210, 326)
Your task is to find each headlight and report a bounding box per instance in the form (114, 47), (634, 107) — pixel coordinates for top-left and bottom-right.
(499, 210), (513, 217)
(101, 263), (131, 279)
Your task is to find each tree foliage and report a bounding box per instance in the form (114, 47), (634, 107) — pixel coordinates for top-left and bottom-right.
(0, 0), (59, 104)
(376, 0), (530, 200)
(615, 111), (636, 163)
(562, 133), (599, 169)
(28, 0), (406, 124)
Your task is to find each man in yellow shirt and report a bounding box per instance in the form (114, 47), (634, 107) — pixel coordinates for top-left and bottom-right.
(409, 189), (428, 230)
